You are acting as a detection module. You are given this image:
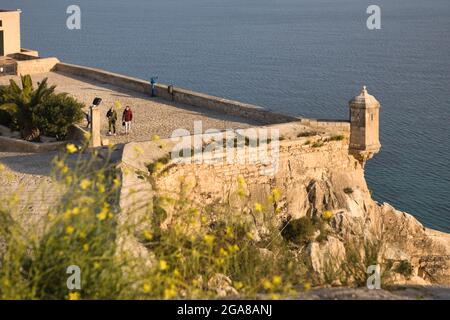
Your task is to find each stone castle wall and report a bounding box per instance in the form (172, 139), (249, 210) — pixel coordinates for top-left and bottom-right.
(54, 62), (350, 130)
(120, 131), (358, 221)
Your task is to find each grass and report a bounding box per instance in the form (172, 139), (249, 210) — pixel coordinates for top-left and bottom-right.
(0, 142), (399, 300)
(297, 131), (318, 138)
(311, 141), (325, 148)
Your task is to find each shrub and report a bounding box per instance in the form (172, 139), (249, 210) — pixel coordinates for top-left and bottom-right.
(297, 131), (317, 138)
(396, 260), (412, 277)
(281, 217), (316, 245)
(311, 141), (324, 148)
(0, 86), (15, 128)
(0, 75), (84, 141)
(327, 135), (344, 142)
(0, 75), (56, 141)
(343, 187), (354, 194)
(35, 93), (84, 140)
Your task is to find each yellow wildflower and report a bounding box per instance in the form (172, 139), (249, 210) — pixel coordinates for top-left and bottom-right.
(65, 176), (73, 185)
(322, 210), (333, 221)
(228, 244), (240, 253)
(225, 226), (234, 238)
(97, 183), (105, 193)
(65, 225), (75, 235)
(270, 188), (282, 202)
(272, 276), (282, 286)
(97, 204), (109, 221)
(68, 292), (80, 300)
(143, 282), (152, 293)
(83, 244), (90, 252)
(0, 163), (5, 172)
(79, 179), (91, 190)
(94, 262), (101, 270)
(262, 278), (273, 290)
(216, 258), (225, 266)
(113, 178), (121, 188)
(154, 162), (164, 171)
(97, 211), (107, 221)
(164, 286), (177, 299)
(234, 281), (244, 290)
(159, 260), (168, 271)
(66, 143), (78, 154)
(143, 230), (153, 241)
(63, 210), (72, 220)
(192, 249), (200, 257)
(270, 294), (281, 300)
(303, 282), (311, 291)
(219, 248), (228, 257)
(254, 202), (263, 213)
(151, 134), (161, 141)
(203, 234), (215, 246)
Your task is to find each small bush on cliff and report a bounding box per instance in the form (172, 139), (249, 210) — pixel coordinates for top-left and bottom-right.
(34, 93), (84, 140)
(395, 260), (413, 277)
(327, 135), (344, 142)
(281, 217), (315, 245)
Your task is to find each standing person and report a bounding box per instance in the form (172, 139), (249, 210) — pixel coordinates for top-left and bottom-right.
(122, 106), (133, 135)
(106, 106), (118, 136)
(84, 111), (91, 128)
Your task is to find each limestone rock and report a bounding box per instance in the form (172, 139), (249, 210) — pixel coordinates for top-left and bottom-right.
(207, 273), (239, 297)
(308, 236), (346, 276)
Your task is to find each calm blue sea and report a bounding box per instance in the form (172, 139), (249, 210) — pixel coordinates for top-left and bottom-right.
(3, 0), (449, 232)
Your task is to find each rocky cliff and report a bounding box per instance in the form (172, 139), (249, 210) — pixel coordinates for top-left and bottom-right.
(120, 124), (450, 287)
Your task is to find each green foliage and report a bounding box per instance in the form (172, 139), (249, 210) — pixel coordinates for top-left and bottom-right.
(327, 135), (344, 141)
(0, 86), (15, 128)
(395, 260), (412, 277)
(0, 75), (84, 141)
(311, 141), (324, 148)
(281, 217), (322, 245)
(0, 75), (55, 141)
(34, 93), (84, 140)
(297, 131), (318, 138)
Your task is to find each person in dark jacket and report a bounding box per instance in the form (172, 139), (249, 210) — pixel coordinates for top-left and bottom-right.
(106, 107), (118, 135)
(122, 106), (133, 135)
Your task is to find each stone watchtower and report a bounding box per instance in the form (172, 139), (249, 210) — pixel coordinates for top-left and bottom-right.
(349, 86), (381, 164)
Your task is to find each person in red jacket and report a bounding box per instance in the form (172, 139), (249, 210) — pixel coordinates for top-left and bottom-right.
(122, 106), (133, 135)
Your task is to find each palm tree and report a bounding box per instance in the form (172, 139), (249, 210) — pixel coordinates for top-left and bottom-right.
(0, 75), (55, 141)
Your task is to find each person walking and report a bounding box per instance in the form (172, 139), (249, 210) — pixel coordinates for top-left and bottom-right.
(122, 106), (133, 135)
(106, 106), (118, 136)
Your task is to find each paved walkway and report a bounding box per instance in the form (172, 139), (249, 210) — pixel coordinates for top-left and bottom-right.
(0, 151), (59, 229)
(0, 72), (260, 145)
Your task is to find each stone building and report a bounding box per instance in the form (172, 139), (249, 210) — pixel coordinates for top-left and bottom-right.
(349, 86), (381, 163)
(0, 9), (21, 57)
